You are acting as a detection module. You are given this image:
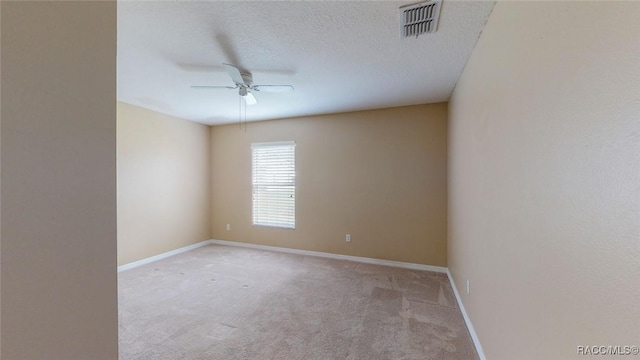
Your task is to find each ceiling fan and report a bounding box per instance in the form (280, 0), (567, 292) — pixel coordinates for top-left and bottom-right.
(191, 63), (294, 105)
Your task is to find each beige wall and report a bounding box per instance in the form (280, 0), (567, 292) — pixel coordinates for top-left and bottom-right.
(211, 104), (448, 266)
(118, 102), (211, 265)
(1, 2), (118, 359)
(449, 2), (640, 359)
(0, 2), (3, 354)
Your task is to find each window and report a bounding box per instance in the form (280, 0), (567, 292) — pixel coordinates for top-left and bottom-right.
(252, 141), (296, 229)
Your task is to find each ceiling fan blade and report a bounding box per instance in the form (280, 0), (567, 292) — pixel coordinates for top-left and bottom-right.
(253, 85), (294, 93)
(190, 85), (236, 89)
(223, 63), (247, 86)
(244, 92), (257, 105)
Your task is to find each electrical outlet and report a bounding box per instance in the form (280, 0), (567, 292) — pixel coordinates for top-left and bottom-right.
(466, 280), (470, 295)
(346, 234), (351, 242)
(226, 224), (230, 231)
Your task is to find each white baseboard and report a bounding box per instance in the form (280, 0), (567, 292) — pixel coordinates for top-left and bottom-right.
(208, 239), (447, 273)
(119, 239), (447, 274)
(446, 269), (486, 360)
(117, 240), (212, 272)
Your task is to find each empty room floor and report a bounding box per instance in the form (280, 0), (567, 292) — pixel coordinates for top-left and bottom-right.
(118, 245), (478, 360)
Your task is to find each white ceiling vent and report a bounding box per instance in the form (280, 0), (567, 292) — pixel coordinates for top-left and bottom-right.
(400, 0), (442, 38)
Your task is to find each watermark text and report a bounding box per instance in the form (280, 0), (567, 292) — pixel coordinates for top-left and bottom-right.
(577, 345), (639, 356)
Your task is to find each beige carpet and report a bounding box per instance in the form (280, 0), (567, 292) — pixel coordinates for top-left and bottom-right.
(119, 245), (479, 360)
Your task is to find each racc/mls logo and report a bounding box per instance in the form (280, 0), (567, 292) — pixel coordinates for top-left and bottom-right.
(577, 345), (639, 356)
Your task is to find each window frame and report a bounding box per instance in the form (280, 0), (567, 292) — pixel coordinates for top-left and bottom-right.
(251, 141), (296, 229)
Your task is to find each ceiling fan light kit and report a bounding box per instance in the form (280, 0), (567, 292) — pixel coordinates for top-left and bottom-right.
(240, 88), (257, 105)
(191, 63), (293, 106)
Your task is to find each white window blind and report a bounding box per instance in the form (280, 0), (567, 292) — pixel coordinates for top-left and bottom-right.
(252, 141), (296, 229)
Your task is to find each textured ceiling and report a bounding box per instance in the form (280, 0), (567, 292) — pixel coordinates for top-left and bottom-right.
(117, 1), (495, 125)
